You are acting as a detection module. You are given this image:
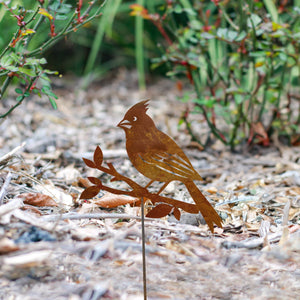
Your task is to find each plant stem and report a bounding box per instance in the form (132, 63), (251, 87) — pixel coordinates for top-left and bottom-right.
(0, 76), (12, 100)
(27, 1), (104, 58)
(192, 70), (228, 144)
(229, 103), (243, 150)
(135, 0), (146, 90)
(83, 0), (110, 76)
(219, 5), (239, 30)
(182, 114), (204, 146)
(0, 76), (37, 118)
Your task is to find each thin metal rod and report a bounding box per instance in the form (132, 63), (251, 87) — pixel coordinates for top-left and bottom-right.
(140, 196), (147, 300)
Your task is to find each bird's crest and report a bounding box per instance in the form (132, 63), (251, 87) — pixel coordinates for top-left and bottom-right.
(128, 99), (150, 115)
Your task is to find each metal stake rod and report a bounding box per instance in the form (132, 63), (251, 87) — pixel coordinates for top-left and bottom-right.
(141, 196), (147, 300)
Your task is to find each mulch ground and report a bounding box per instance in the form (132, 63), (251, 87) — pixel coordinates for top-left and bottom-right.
(0, 70), (299, 299)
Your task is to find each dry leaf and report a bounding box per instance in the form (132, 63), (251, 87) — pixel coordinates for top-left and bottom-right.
(3, 250), (52, 267)
(56, 164), (81, 184)
(19, 193), (58, 207)
(21, 205), (43, 215)
(77, 202), (103, 214)
(248, 122), (269, 146)
(93, 193), (139, 208)
(0, 238), (19, 254)
(35, 184), (73, 209)
(206, 187), (218, 194)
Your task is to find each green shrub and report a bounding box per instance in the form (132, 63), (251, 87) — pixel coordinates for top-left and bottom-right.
(132, 0), (300, 149)
(0, 0), (104, 118)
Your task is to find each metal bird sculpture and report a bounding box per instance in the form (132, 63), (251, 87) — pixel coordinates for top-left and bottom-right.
(117, 100), (222, 232)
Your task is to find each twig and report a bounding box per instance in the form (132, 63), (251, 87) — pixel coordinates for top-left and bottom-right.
(0, 76), (38, 118)
(41, 212), (153, 222)
(0, 172), (12, 205)
(221, 229), (299, 249)
(0, 198), (23, 216)
(0, 142), (26, 166)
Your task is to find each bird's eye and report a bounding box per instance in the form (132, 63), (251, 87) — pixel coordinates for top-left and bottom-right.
(133, 116), (138, 121)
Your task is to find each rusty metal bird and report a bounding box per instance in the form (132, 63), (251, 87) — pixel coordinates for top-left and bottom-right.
(117, 100), (222, 232)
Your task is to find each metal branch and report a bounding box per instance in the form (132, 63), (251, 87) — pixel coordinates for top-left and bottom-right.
(95, 164), (199, 213)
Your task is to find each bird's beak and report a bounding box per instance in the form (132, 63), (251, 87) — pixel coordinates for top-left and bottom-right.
(117, 119), (132, 129)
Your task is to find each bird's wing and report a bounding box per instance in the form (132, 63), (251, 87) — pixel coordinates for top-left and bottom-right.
(139, 150), (198, 180)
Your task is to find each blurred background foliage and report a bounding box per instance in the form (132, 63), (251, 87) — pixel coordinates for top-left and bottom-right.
(0, 0), (300, 149)
(0, 0), (166, 78)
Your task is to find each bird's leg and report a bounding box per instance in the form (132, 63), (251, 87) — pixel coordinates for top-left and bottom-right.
(144, 180), (170, 195)
(156, 181), (170, 195)
(144, 180), (154, 189)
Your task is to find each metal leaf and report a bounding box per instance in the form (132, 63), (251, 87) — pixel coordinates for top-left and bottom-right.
(173, 207), (181, 220)
(87, 177), (102, 186)
(94, 146), (103, 169)
(80, 185), (101, 199)
(146, 203), (173, 218)
(82, 157), (96, 169)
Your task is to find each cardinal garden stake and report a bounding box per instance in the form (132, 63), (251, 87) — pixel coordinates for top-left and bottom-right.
(80, 100), (223, 299)
(117, 100), (222, 232)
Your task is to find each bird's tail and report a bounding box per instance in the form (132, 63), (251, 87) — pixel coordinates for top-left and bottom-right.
(185, 181), (222, 233)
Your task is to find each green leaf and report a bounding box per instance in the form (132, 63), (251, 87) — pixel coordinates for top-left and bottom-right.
(49, 97), (57, 109)
(193, 97), (216, 108)
(48, 91), (58, 99)
(178, 118), (184, 126)
(278, 52), (287, 62)
(183, 8), (197, 16)
(5, 66), (19, 72)
(249, 51), (267, 57)
(10, 53), (22, 63)
(201, 32), (215, 39)
(263, 0), (278, 22)
(173, 4), (183, 14)
(40, 74), (52, 82)
(1, 55), (13, 67)
(39, 58), (47, 64)
(235, 31), (247, 42)
(49, 1), (59, 10)
(15, 88), (23, 94)
(234, 94), (243, 104)
(55, 14), (68, 20)
(41, 86), (51, 93)
(44, 69), (59, 75)
(16, 96), (23, 102)
(18, 67), (36, 77)
(247, 14), (262, 28)
(55, 3), (72, 14)
(190, 20), (202, 30)
(216, 28), (238, 41)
